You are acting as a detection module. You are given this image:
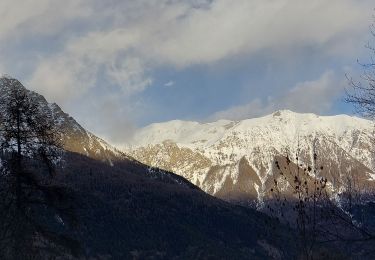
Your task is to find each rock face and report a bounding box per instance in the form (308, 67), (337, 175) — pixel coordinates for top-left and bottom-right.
(123, 110), (375, 202)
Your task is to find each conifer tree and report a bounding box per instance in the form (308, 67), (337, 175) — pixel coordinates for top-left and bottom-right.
(0, 77), (80, 259)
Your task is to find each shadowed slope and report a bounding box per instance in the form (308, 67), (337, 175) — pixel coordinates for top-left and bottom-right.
(56, 152), (296, 259)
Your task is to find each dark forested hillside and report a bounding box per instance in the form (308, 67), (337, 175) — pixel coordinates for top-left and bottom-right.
(54, 152), (296, 259)
(0, 76), (295, 259)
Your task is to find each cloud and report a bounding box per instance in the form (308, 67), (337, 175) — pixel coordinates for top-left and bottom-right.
(107, 57), (152, 94)
(77, 93), (137, 144)
(210, 71), (345, 121)
(23, 0), (372, 104)
(138, 0), (372, 66)
(28, 36), (152, 104)
(164, 81), (175, 87)
(280, 71), (344, 112)
(28, 53), (96, 103)
(0, 0), (91, 41)
(210, 99), (272, 121)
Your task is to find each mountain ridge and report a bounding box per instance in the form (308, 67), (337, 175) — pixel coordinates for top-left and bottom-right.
(123, 109), (375, 203)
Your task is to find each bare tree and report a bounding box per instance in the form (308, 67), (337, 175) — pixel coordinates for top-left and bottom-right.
(346, 20), (375, 118)
(268, 148), (375, 259)
(268, 150), (329, 260)
(0, 77), (81, 259)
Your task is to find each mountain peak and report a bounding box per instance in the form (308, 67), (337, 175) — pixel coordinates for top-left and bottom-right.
(272, 109), (295, 116)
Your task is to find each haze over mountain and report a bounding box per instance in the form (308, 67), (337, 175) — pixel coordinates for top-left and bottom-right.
(123, 110), (375, 203)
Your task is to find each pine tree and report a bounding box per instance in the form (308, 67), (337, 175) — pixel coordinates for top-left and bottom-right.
(0, 77), (81, 259)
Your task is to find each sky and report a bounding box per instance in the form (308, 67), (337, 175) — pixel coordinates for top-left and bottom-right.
(0, 0), (374, 145)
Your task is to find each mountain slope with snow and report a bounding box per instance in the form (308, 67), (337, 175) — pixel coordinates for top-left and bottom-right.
(123, 110), (375, 202)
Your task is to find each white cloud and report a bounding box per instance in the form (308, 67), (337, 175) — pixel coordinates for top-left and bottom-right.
(210, 70), (345, 120)
(164, 81), (175, 87)
(107, 57), (152, 94)
(280, 71), (344, 112)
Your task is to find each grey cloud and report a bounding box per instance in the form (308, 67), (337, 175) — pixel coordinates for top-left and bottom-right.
(0, 0), (91, 41)
(71, 93), (138, 144)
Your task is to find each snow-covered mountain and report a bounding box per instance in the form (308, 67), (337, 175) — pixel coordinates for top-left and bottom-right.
(4, 75), (374, 204)
(123, 110), (375, 203)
